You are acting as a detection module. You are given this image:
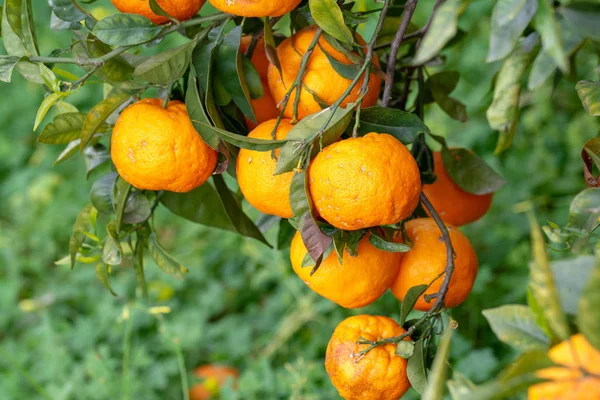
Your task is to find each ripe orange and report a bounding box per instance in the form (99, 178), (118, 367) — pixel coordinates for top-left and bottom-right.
(325, 315), (412, 400)
(422, 151), (493, 226)
(110, 0), (205, 25)
(111, 98), (217, 193)
(390, 218), (478, 311)
(189, 365), (239, 400)
(289, 231), (402, 308)
(308, 133), (421, 230)
(529, 334), (600, 400)
(240, 36), (280, 129)
(236, 119), (295, 218)
(267, 25), (382, 120)
(209, 0), (302, 17)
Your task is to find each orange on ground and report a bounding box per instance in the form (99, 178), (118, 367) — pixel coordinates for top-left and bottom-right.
(189, 365), (239, 400)
(325, 315), (412, 400)
(290, 231), (402, 308)
(111, 0), (205, 25)
(308, 133), (421, 230)
(528, 334), (600, 400)
(422, 151), (493, 226)
(111, 98), (217, 193)
(268, 25), (382, 120)
(236, 119), (295, 218)
(391, 218), (478, 311)
(209, 0), (302, 17)
(240, 36), (279, 129)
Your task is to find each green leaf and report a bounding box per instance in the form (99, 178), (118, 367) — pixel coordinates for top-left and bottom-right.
(428, 71), (467, 122)
(412, 0), (460, 65)
(90, 173), (118, 214)
(551, 256), (596, 315)
(535, 0), (568, 73)
(422, 328), (452, 400)
(321, 46), (362, 80)
(395, 340), (415, 358)
(49, 0), (86, 22)
(577, 255), (600, 351)
(134, 39), (196, 84)
(122, 191), (152, 225)
(528, 213), (570, 341)
(148, 0), (174, 22)
(186, 72), (219, 150)
(87, 35), (134, 83)
(195, 121), (286, 151)
(241, 55), (263, 100)
(114, 178), (132, 233)
(92, 14), (162, 46)
(39, 63), (60, 92)
(38, 112), (85, 144)
(558, 3), (600, 41)
(69, 204), (94, 269)
(407, 338), (428, 395)
(308, 0), (354, 44)
(0, 55), (21, 82)
(102, 222), (122, 266)
(368, 234), (410, 253)
(482, 305), (550, 352)
(275, 104), (355, 175)
(134, 231), (149, 299)
(81, 93), (132, 151)
(487, 0), (537, 62)
(264, 17), (283, 81)
(487, 33), (538, 154)
(34, 92), (67, 131)
(568, 188), (600, 236)
(277, 218), (296, 250)
(354, 107), (428, 144)
(441, 148), (506, 195)
(95, 263), (117, 296)
(527, 287), (552, 338)
(447, 372), (475, 400)
(84, 144), (111, 179)
(289, 171), (311, 229)
(148, 232), (189, 279)
(575, 81), (600, 116)
(400, 284), (428, 325)
(212, 175), (271, 247)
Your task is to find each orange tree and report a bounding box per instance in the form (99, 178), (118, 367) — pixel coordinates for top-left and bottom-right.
(1, 0), (599, 398)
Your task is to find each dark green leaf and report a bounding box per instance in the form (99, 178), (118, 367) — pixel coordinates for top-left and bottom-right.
(422, 328), (452, 400)
(482, 305), (549, 352)
(277, 218), (296, 250)
(487, 0), (537, 62)
(429, 71), (467, 122)
(368, 233), (410, 253)
(102, 221), (122, 266)
(49, 0), (86, 22)
(576, 81), (600, 116)
(309, 0), (354, 44)
(84, 144), (111, 179)
(134, 39), (196, 84)
(535, 0), (568, 73)
(90, 173), (117, 215)
(114, 178), (132, 232)
(412, 0), (460, 65)
(559, 3), (600, 41)
(407, 338), (428, 395)
(81, 93), (132, 151)
(148, 232), (189, 279)
(186, 72), (219, 150)
(38, 112), (85, 144)
(289, 171), (311, 229)
(134, 231), (149, 299)
(123, 191), (152, 225)
(195, 121), (286, 151)
(577, 256), (600, 351)
(354, 106), (429, 144)
(441, 147), (506, 195)
(400, 284), (428, 325)
(92, 14), (162, 46)
(264, 17), (282, 80)
(69, 204), (94, 269)
(321, 46), (362, 80)
(148, 0), (174, 22)
(87, 35), (134, 83)
(241, 55), (263, 100)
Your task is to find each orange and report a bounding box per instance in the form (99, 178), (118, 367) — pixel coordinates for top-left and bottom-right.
(528, 334), (600, 400)
(325, 315), (412, 400)
(308, 133), (421, 230)
(240, 36), (280, 129)
(422, 151), (493, 226)
(390, 218), (478, 311)
(209, 0), (302, 17)
(110, 0), (205, 25)
(189, 365), (239, 400)
(111, 98), (217, 193)
(268, 25), (382, 120)
(236, 119), (295, 218)
(290, 231), (402, 308)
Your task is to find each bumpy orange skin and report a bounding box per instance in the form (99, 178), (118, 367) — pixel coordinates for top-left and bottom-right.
(528, 334), (600, 400)
(236, 119), (294, 218)
(290, 232), (402, 308)
(240, 37), (280, 129)
(308, 133), (421, 230)
(268, 26), (382, 120)
(111, 0), (205, 25)
(325, 315), (412, 400)
(391, 218), (478, 311)
(209, 0), (302, 17)
(423, 152), (493, 226)
(111, 98), (217, 193)
(189, 365), (239, 400)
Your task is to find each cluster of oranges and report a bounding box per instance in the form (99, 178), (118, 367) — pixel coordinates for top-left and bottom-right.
(103, 1), (583, 400)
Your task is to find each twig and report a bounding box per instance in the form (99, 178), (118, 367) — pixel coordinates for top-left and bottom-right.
(381, 0), (419, 107)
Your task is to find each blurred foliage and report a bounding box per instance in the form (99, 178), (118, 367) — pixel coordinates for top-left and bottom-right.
(0, 0), (599, 399)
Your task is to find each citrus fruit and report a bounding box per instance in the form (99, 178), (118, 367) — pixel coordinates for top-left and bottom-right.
(528, 333), (600, 400)
(111, 0), (205, 25)
(236, 119), (295, 218)
(422, 151), (493, 226)
(267, 25), (382, 120)
(111, 98), (217, 193)
(189, 365), (239, 400)
(325, 315), (412, 400)
(308, 133), (421, 230)
(240, 36), (280, 129)
(290, 231), (402, 308)
(209, 0), (302, 17)
(390, 218), (478, 311)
